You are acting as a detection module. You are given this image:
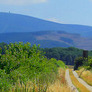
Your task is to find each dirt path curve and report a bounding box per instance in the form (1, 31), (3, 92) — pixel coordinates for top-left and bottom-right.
(72, 70), (92, 92)
(65, 69), (78, 92)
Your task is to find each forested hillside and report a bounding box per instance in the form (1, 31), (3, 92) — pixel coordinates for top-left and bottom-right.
(43, 47), (92, 65)
(0, 31), (92, 50)
(0, 42), (92, 65)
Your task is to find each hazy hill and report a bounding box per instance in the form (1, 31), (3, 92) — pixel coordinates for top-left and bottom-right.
(0, 12), (92, 38)
(0, 31), (92, 50)
(0, 12), (92, 50)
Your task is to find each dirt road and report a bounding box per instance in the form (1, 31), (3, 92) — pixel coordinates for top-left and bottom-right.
(65, 69), (78, 92)
(72, 70), (92, 92)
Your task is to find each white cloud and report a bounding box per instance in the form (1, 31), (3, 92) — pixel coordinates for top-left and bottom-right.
(0, 0), (47, 5)
(46, 18), (63, 24)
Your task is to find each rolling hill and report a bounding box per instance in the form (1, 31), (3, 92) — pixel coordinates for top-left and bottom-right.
(0, 31), (92, 50)
(0, 12), (92, 50)
(0, 12), (92, 38)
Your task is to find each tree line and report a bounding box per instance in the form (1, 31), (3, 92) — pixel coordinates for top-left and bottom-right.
(0, 42), (92, 65)
(42, 47), (92, 65)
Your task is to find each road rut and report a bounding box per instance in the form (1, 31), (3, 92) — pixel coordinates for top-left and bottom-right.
(65, 69), (78, 92)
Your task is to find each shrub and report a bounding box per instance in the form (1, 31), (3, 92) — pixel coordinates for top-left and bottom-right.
(74, 57), (84, 70)
(0, 42), (65, 91)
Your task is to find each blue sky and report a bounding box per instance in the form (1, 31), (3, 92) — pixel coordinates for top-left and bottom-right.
(0, 0), (92, 26)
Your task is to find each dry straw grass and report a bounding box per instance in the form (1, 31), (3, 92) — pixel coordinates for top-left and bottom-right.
(47, 68), (72, 92)
(76, 68), (92, 86)
(46, 80), (71, 92)
(69, 69), (90, 92)
(9, 68), (72, 92)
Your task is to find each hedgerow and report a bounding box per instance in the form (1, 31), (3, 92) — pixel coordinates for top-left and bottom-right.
(0, 42), (65, 91)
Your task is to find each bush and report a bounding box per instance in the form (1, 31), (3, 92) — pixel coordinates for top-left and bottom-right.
(74, 57), (84, 70)
(0, 42), (65, 91)
(86, 58), (92, 70)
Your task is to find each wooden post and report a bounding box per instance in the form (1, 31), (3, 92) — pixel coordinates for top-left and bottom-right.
(83, 50), (88, 60)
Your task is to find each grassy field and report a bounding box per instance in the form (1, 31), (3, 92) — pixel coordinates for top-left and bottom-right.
(76, 68), (92, 86)
(69, 69), (90, 92)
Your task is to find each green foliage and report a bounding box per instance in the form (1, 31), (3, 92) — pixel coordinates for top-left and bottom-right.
(0, 42), (8, 54)
(0, 42), (65, 91)
(74, 56), (92, 70)
(89, 59), (92, 67)
(74, 57), (84, 70)
(43, 47), (83, 65)
(85, 58), (92, 70)
(1, 42), (92, 66)
(0, 69), (12, 91)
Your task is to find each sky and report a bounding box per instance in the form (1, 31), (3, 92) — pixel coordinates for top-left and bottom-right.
(0, 0), (92, 26)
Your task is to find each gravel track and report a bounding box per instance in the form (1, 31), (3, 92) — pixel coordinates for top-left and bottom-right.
(72, 70), (92, 92)
(65, 69), (78, 92)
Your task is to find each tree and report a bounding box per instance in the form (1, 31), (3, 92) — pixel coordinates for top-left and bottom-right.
(74, 57), (84, 70)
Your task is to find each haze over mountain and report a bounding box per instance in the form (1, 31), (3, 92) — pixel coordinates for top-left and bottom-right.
(0, 12), (92, 38)
(0, 31), (92, 50)
(0, 12), (92, 50)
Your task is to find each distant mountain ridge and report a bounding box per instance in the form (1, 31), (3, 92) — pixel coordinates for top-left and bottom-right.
(0, 31), (92, 50)
(0, 12), (92, 50)
(0, 12), (92, 38)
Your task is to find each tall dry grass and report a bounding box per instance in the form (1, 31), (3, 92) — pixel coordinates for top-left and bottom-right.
(8, 68), (72, 92)
(9, 80), (48, 92)
(76, 68), (92, 86)
(47, 68), (72, 92)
